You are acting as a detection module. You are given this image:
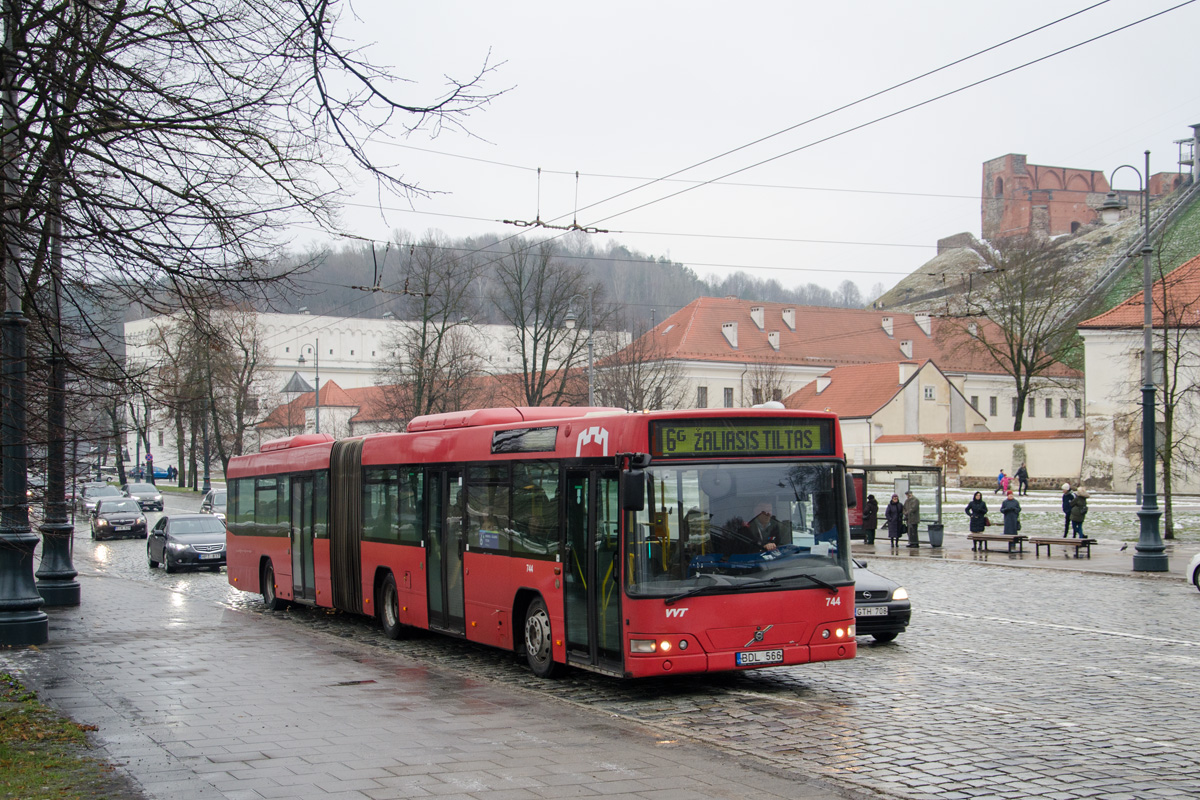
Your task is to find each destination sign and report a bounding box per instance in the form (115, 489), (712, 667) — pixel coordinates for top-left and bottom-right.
(651, 419), (833, 458)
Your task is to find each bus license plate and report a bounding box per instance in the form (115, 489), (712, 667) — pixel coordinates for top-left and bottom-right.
(856, 607), (888, 617)
(736, 649), (783, 666)
(199, 553), (222, 560)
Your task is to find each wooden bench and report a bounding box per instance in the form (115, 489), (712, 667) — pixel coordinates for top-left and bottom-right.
(967, 532), (1028, 553)
(1028, 536), (1097, 558)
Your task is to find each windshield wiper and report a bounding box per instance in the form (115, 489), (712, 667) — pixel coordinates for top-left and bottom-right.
(664, 577), (726, 605)
(664, 573), (841, 605)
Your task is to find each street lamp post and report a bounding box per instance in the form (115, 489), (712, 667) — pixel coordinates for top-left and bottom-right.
(1110, 151), (1167, 572)
(565, 295), (594, 405)
(297, 339), (320, 433)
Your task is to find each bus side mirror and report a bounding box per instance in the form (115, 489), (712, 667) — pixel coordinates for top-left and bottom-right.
(622, 471), (645, 511)
(845, 474), (857, 508)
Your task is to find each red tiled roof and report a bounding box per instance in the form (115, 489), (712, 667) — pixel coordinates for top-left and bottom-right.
(1079, 253), (1200, 329)
(631, 297), (1080, 377)
(783, 360), (925, 418)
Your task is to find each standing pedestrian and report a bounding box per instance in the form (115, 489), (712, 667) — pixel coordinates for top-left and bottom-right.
(1070, 489), (1089, 538)
(862, 493), (879, 545)
(1000, 490), (1022, 538)
(903, 490), (921, 548)
(884, 494), (903, 546)
(995, 469), (1006, 494)
(1061, 483), (1075, 537)
(1016, 463), (1029, 496)
(965, 491), (989, 533)
(1000, 472), (1011, 495)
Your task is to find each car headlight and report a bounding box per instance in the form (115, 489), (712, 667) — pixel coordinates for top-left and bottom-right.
(892, 587), (909, 601)
(167, 542), (188, 553)
(137, 517), (146, 525)
(97, 518), (110, 527)
(153, 496), (162, 503)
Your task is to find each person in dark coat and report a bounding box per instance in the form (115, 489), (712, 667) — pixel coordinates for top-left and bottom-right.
(884, 494), (903, 545)
(1069, 489), (1089, 538)
(1000, 491), (1021, 537)
(903, 491), (921, 548)
(1016, 463), (1029, 496)
(1061, 483), (1075, 537)
(862, 494), (879, 545)
(965, 491), (988, 533)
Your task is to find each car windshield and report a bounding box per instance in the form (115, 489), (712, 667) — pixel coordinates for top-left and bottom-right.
(127, 483), (156, 492)
(100, 499), (141, 514)
(209, 491), (226, 510)
(626, 461), (852, 597)
(87, 486), (121, 498)
(170, 518), (226, 537)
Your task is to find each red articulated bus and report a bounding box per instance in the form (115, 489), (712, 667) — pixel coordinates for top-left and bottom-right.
(226, 406), (858, 678)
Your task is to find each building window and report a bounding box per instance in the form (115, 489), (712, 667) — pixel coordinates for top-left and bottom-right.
(923, 385), (935, 401)
(157, 431), (164, 447)
(285, 347), (290, 353)
(989, 397), (997, 417)
(1060, 398), (1068, 418)
(350, 350), (354, 356)
(1074, 399), (1082, 418)
(654, 388), (663, 409)
(772, 388), (782, 402)
(1011, 397), (1018, 417)
(1028, 398), (1035, 417)
(723, 388), (733, 408)
(752, 388), (763, 405)
(696, 387), (708, 408)
(1045, 398), (1053, 418)
(970, 396), (979, 410)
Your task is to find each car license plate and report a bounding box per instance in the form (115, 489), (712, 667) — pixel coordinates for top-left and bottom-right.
(856, 606), (888, 617)
(736, 649), (783, 666)
(199, 553), (222, 560)
(115, 526), (131, 532)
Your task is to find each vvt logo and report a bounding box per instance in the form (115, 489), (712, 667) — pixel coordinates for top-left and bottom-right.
(575, 426), (610, 457)
(665, 607), (688, 618)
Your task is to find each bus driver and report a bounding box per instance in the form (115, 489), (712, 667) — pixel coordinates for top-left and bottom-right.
(746, 501), (781, 552)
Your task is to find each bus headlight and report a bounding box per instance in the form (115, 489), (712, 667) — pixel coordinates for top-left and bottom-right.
(630, 639), (657, 654)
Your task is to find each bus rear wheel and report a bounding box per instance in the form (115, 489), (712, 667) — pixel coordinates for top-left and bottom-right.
(261, 561), (287, 611)
(379, 574), (404, 640)
(523, 597), (562, 678)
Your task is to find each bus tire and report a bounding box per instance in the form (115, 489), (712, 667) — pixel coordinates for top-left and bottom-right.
(523, 597), (562, 678)
(379, 573), (404, 640)
(261, 561), (287, 611)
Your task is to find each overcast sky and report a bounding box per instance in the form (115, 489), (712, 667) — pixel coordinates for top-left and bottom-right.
(314, 0), (1200, 299)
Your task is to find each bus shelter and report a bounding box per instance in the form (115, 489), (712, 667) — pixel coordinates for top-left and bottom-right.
(847, 465), (944, 546)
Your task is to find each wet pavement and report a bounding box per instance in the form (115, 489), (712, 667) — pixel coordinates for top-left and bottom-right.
(3, 488), (1200, 800)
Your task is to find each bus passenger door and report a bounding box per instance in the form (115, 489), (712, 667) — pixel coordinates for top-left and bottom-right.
(426, 470), (465, 634)
(564, 469), (622, 671)
(290, 475), (315, 602)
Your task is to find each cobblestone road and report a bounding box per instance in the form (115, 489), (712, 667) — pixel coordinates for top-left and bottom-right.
(31, 492), (1200, 800)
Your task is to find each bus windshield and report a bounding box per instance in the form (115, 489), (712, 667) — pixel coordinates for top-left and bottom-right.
(626, 461), (852, 597)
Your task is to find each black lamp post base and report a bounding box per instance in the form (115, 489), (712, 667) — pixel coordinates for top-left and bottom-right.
(1133, 506), (1168, 572)
(0, 610), (48, 646)
(36, 580), (80, 606)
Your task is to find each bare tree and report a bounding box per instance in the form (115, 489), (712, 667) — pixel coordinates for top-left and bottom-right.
(938, 236), (1092, 430)
(374, 235), (486, 422)
(493, 240), (606, 406)
(744, 360), (792, 407)
(594, 316), (685, 411)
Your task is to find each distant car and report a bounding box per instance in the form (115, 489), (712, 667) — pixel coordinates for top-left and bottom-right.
(199, 489), (226, 522)
(122, 482), (164, 512)
(853, 559), (911, 643)
(78, 484), (122, 515)
(91, 497), (148, 540)
(147, 513), (227, 573)
(1187, 552), (1200, 592)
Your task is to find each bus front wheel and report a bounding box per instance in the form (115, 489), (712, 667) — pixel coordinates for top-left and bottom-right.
(523, 597), (562, 678)
(261, 561), (287, 611)
(379, 574), (404, 640)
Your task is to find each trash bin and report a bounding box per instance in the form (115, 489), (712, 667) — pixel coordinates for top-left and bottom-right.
(926, 523), (944, 548)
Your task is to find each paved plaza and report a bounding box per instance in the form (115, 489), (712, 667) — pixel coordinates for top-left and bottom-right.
(3, 488), (1200, 800)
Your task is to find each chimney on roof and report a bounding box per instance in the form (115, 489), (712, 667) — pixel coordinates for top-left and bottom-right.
(750, 306), (765, 330)
(899, 362), (917, 383)
(816, 376), (831, 394)
(767, 331), (780, 350)
(900, 340), (913, 359)
(721, 321), (738, 349)
(881, 315), (893, 337)
(914, 311), (932, 336)
(782, 307), (796, 331)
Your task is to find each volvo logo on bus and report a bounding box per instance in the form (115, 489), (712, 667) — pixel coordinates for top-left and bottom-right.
(745, 624), (774, 648)
(575, 426), (610, 457)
